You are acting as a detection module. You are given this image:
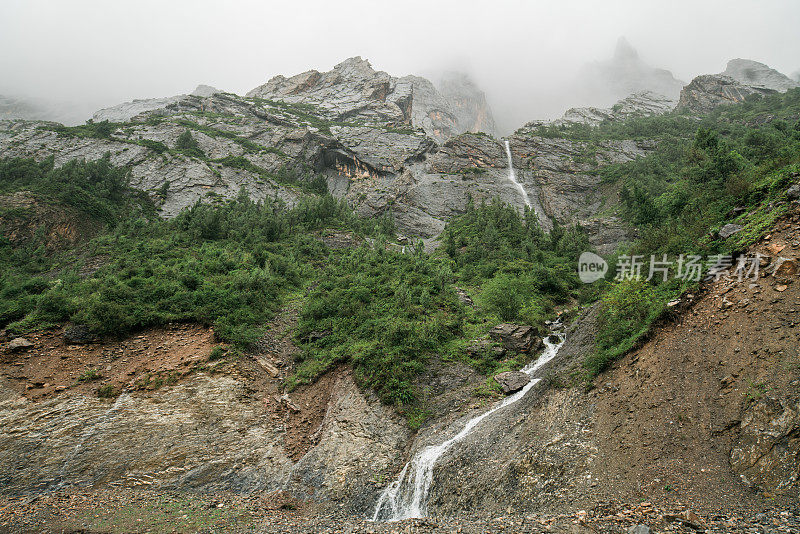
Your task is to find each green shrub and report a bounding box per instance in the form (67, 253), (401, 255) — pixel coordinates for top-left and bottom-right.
(175, 130), (205, 158)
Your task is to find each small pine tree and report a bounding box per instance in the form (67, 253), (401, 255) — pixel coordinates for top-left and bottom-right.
(175, 130), (204, 158)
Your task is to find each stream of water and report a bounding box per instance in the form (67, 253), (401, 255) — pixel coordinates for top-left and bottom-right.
(372, 334), (565, 521)
(503, 140), (532, 209)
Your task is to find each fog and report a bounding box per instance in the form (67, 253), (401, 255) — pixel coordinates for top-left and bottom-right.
(1, 0), (798, 132)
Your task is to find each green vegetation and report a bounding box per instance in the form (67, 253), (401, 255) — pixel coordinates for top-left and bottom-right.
(0, 157), (383, 352)
(175, 129), (205, 158)
(77, 368), (102, 382)
(292, 199), (591, 408)
(576, 88), (800, 377)
(3, 87), (799, 415)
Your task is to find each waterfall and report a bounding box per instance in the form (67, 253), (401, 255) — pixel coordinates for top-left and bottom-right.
(372, 334), (565, 522)
(503, 140), (531, 209)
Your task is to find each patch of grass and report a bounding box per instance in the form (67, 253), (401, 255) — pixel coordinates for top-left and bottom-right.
(77, 368), (102, 382)
(96, 384), (116, 398)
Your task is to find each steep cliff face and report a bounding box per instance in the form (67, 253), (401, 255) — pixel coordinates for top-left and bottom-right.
(678, 59), (799, 114)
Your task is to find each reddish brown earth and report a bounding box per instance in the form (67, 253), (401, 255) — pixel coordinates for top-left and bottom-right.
(591, 207), (800, 509)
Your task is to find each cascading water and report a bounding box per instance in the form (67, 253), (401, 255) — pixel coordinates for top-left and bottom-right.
(503, 140), (532, 209)
(372, 333), (565, 522)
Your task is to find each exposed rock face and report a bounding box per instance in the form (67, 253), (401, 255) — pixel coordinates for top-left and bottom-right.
(93, 95), (187, 123)
(0, 58), (647, 253)
(730, 397), (800, 494)
(0, 370), (407, 510)
(577, 38), (685, 103)
(507, 133), (653, 254)
(246, 57), (496, 142)
(678, 59), (798, 114)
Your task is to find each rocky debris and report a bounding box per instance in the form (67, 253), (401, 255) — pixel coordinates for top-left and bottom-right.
(247, 57), (496, 142)
(63, 325), (93, 345)
(2, 488), (797, 534)
(678, 59), (798, 115)
(493, 371), (531, 394)
(5, 337), (33, 352)
(256, 356), (281, 378)
(773, 257), (798, 277)
(489, 324), (538, 353)
(719, 223), (744, 239)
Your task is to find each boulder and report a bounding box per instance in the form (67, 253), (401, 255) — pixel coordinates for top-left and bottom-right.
(6, 337), (33, 352)
(719, 223), (744, 239)
(774, 258), (798, 277)
(63, 325), (93, 345)
(489, 324), (538, 353)
(493, 371), (531, 394)
(787, 183), (800, 200)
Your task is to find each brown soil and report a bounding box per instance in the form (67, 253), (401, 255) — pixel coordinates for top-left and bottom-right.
(0, 191), (99, 250)
(0, 323), (219, 400)
(591, 206), (800, 510)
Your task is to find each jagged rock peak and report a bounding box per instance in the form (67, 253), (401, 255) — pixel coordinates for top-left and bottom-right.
(613, 37), (639, 61)
(722, 59), (799, 92)
(577, 38), (685, 103)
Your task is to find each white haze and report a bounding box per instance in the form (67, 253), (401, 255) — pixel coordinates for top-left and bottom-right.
(1, 0), (798, 133)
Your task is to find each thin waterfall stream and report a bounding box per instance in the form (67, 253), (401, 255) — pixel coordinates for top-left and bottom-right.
(503, 140), (532, 209)
(372, 333), (566, 521)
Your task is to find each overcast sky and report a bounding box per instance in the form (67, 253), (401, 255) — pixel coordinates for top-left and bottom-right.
(1, 0), (798, 131)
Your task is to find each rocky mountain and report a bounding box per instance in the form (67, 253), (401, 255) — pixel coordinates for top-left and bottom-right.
(247, 57), (496, 143)
(576, 38), (685, 105)
(678, 59), (799, 114)
(0, 59), (640, 253)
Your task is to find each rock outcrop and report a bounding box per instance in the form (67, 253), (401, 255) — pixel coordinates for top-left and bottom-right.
(532, 91), (676, 128)
(246, 57), (496, 142)
(678, 59), (799, 114)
